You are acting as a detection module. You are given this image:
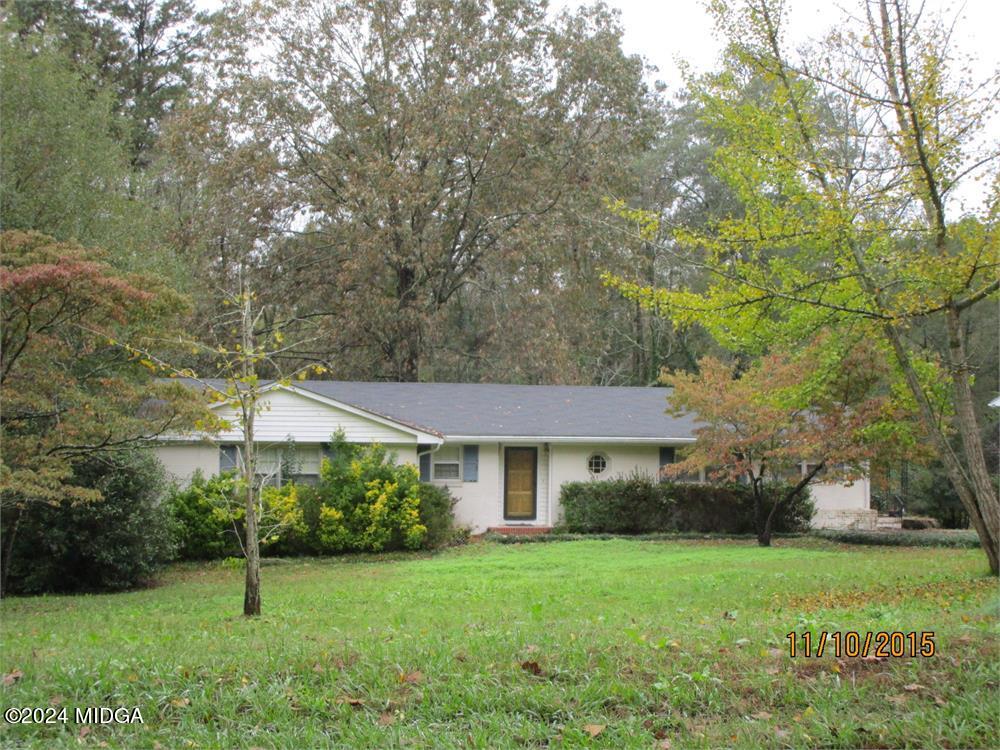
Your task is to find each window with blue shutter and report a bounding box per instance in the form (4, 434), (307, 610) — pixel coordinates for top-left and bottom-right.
(419, 451), (431, 481)
(220, 445), (239, 473)
(462, 445), (479, 482)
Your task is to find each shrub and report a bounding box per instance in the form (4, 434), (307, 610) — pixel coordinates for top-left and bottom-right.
(167, 471), (241, 560)
(313, 437), (446, 552)
(415, 482), (459, 549)
(901, 516), (940, 530)
(167, 436), (457, 558)
(813, 529), (980, 548)
(3, 449), (176, 594)
(559, 473), (814, 535)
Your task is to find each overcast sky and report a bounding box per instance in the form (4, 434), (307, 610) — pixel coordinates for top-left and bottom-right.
(196, 1), (998, 92)
(551, 0), (999, 95)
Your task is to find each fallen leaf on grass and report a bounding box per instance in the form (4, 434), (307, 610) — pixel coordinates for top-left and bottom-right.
(933, 696), (948, 707)
(656, 739), (672, 749)
(3, 669), (24, 686)
(886, 694), (907, 706)
(169, 697), (190, 708)
(336, 696), (365, 708)
(751, 711), (773, 720)
(583, 724), (605, 738)
(398, 671), (423, 684)
(903, 683), (926, 692)
(520, 660), (543, 676)
(78, 725), (92, 739)
(378, 712), (395, 726)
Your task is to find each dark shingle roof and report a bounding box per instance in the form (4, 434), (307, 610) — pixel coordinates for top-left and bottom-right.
(296, 381), (697, 440)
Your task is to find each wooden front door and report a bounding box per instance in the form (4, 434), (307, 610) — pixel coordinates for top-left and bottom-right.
(504, 447), (537, 520)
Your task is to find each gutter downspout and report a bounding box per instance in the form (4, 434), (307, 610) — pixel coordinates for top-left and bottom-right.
(546, 441), (553, 527)
(416, 441), (444, 479)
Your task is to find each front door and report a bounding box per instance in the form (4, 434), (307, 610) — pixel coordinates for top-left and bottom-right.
(504, 447), (537, 520)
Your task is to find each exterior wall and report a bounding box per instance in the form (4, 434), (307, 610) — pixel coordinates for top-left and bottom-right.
(549, 443), (661, 525)
(431, 442), (501, 531)
(157, 441), (418, 486)
(433, 441), (554, 532)
(810, 478), (870, 511)
(155, 443), (220, 484)
(212, 388), (418, 445)
(810, 477), (872, 529)
(391, 445), (418, 466)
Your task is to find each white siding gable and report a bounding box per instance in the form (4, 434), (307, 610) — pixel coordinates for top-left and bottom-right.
(213, 388), (418, 445)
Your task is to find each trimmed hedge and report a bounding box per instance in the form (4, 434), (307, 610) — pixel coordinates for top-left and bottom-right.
(559, 474), (814, 535)
(812, 529), (980, 548)
(484, 531), (804, 544)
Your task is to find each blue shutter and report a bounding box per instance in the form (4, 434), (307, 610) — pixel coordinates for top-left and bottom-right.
(462, 445), (479, 482)
(419, 451), (431, 481)
(659, 446), (675, 467)
(220, 445), (239, 473)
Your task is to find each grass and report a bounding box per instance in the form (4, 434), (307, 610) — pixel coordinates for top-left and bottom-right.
(1, 538), (997, 749)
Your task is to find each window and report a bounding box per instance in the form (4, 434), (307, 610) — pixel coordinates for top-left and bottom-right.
(769, 462), (804, 483)
(433, 446), (461, 480)
(218, 444), (322, 486)
(220, 445), (240, 473)
(289, 445), (322, 485)
(588, 452), (609, 476)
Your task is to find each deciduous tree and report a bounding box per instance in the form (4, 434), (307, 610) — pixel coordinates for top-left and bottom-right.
(608, 0), (1000, 572)
(0, 231), (206, 593)
(664, 339), (916, 545)
(209, 0), (658, 381)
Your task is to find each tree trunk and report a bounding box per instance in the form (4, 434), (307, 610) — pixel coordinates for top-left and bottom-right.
(395, 265), (421, 382)
(752, 476), (770, 546)
(944, 306), (1000, 570)
(241, 289), (262, 616)
(242, 405), (262, 616)
(760, 462), (826, 547)
(0, 505), (22, 597)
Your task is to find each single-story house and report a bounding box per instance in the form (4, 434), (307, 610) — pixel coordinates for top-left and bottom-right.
(154, 380), (875, 532)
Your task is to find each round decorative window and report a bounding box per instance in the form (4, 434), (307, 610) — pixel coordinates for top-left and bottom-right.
(588, 452), (608, 476)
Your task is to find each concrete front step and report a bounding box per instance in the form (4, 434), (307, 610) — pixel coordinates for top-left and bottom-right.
(487, 526), (553, 536)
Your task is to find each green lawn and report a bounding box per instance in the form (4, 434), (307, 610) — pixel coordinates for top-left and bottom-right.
(1, 539), (997, 749)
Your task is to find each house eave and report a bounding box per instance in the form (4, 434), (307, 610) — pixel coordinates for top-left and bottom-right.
(202, 382), (444, 444)
(440, 435), (696, 444)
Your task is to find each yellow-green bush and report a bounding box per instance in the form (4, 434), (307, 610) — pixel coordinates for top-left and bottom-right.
(313, 438), (431, 552)
(169, 435), (456, 559)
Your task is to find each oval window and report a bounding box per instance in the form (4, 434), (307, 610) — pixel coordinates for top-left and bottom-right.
(588, 452), (608, 476)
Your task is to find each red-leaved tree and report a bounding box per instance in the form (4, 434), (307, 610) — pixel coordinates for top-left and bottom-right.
(0, 231), (208, 593)
(663, 340), (919, 545)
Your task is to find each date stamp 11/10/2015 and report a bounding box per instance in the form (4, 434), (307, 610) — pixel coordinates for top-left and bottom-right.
(786, 631), (936, 659)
